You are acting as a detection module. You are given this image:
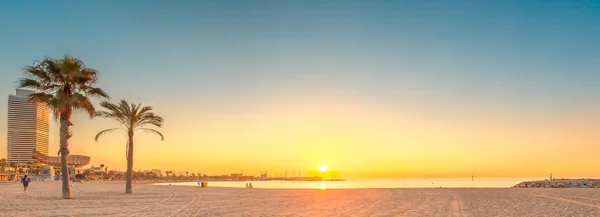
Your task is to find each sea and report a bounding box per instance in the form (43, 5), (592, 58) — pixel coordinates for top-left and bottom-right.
(153, 177), (579, 189)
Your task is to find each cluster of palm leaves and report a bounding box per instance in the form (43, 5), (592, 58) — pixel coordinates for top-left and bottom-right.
(19, 55), (164, 198)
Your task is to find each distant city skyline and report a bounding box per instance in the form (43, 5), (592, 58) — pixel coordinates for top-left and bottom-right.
(0, 1), (599, 178)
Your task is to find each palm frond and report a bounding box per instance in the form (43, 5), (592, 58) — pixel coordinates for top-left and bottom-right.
(135, 106), (153, 120)
(33, 58), (63, 84)
(95, 111), (129, 129)
(22, 65), (52, 84)
(135, 114), (164, 128)
(118, 100), (131, 116)
(85, 87), (110, 99)
(100, 101), (121, 114)
(118, 100), (134, 127)
(137, 128), (164, 141)
(94, 128), (124, 141)
(131, 103), (141, 123)
(74, 68), (99, 84)
(29, 93), (63, 121)
(50, 100), (64, 121)
(27, 93), (54, 104)
(94, 110), (113, 118)
(100, 100), (131, 128)
(45, 58), (64, 83)
(18, 78), (42, 89)
(71, 93), (96, 118)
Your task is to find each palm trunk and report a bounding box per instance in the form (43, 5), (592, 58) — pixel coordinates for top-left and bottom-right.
(59, 111), (72, 199)
(125, 130), (134, 194)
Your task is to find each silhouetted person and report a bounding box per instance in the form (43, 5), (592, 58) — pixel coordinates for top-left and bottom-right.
(21, 175), (31, 193)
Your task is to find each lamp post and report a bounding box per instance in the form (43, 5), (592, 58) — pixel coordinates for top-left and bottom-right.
(17, 156), (21, 174)
(100, 164), (105, 182)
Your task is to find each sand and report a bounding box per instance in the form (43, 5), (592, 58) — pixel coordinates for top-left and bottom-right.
(3, 181), (600, 216)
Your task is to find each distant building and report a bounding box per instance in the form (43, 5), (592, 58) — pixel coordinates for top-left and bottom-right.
(88, 166), (102, 172)
(7, 88), (50, 164)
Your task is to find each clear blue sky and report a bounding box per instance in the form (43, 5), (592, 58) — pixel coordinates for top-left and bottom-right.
(0, 1), (599, 176)
(0, 1), (598, 106)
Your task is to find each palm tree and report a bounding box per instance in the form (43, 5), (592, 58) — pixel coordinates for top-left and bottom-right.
(0, 158), (6, 171)
(94, 99), (164, 194)
(19, 55), (109, 198)
(12, 162), (19, 173)
(26, 161), (34, 174)
(100, 164), (105, 180)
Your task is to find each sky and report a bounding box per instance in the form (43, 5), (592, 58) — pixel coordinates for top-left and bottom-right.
(0, 0), (599, 178)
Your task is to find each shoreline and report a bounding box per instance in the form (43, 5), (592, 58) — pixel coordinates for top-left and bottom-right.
(9, 177), (600, 189)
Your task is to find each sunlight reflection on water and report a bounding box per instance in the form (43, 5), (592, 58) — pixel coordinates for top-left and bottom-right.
(154, 178), (567, 189)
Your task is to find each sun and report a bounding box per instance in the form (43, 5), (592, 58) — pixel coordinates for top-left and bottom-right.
(319, 164), (328, 173)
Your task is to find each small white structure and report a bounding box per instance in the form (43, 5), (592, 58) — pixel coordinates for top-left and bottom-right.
(39, 166), (55, 180)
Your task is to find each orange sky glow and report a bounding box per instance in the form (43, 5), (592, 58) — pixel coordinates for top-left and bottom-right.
(1, 90), (598, 178)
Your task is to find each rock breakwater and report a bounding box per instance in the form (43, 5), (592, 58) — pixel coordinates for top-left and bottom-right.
(512, 179), (600, 188)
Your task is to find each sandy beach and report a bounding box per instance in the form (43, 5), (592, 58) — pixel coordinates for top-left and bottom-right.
(3, 181), (600, 216)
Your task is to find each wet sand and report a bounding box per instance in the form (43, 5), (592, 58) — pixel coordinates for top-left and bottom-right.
(2, 181), (600, 216)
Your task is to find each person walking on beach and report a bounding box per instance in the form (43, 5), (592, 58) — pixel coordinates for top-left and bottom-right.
(21, 175), (31, 193)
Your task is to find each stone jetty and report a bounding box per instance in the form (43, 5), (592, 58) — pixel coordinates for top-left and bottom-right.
(512, 179), (600, 188)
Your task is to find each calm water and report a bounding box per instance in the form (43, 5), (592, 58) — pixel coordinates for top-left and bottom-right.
(154, 178), (558, 189)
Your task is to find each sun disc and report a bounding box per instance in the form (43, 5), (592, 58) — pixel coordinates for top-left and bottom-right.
(319, 164), (328, 172)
